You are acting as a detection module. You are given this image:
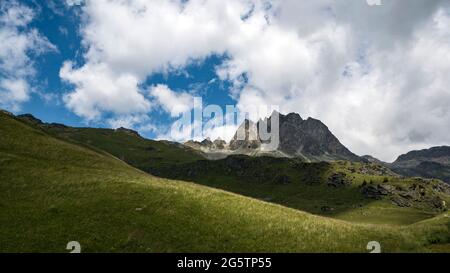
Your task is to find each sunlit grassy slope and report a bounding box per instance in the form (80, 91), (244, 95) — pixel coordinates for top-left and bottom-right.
(0, 112), (449, 252)
(36, 122), (204, 170)
(28, 116), (449, 226)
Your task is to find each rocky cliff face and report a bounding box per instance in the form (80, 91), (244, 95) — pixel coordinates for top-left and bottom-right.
(185, 111), (361, 162)
(229, 119), (261, 151)
(275, 113), (360, 161)
(213, 138), (226, 149)
(391, 146), (450, 183)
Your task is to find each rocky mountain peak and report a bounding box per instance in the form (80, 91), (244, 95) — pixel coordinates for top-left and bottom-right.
(361, 155), (385, 164)
(395, 146), (450, 162)
(213, 138), (227, 149)
(274, 113), (360, 161)
(185, 137), (228, 151)
(229, 119), (261, 151)
(391, 146), (450, 184)
(115, 127), (141, 138)
(185, 111), (361, 162)
(17, 114), (43, 125)
(282, 112), (303, 122)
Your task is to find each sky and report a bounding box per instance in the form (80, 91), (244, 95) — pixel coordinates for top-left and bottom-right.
(0, 0), (450, 162)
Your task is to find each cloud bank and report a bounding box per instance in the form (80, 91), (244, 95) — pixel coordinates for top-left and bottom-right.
(60, 0), (450, 161)
(0, 1), (56, 111)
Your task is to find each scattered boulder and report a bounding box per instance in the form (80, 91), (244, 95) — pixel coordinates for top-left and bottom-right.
(359, 164), (395, 176)
(428, 198), (447, 211)
(360, 179), (448, 211)
(328, 172), (351, 188)
(378, 184), (396, 193)
(390, 196), (411, 207)
(399, 192), (418, 200)
(432, 182), (450, 194)
(361, 184), (396, 199)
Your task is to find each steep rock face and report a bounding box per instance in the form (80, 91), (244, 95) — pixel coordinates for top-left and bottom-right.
(275, 113), (360, 161)
(185, 138), (228, 151)
(200, 138), (214, 148)
(229, 120), (261, 151)
(184, 111), (361, 162)
(391, 146), (450, 183)
(213, 138), (226, 149)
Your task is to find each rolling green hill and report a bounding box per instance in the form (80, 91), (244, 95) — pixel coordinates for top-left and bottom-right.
(1, 111), (449, 252)
(15, 113), (205, 171)
(154, 157), (450, 226)
(18, 113), (450, 227)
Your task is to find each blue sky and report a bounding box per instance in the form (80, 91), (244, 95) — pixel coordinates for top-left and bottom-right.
(1, 0), (450, 161)
(6, 0), (236, 141)
(17, 0), (84, 127)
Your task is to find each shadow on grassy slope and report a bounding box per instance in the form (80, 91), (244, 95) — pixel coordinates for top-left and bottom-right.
(4, 111), (450, 252)
(13, 113), (450, 226)
(149, 157), (445, 225)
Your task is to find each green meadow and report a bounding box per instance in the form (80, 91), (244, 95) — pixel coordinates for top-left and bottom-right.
(1, 112), (449, 252)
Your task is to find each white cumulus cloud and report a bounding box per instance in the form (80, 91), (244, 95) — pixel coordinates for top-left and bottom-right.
(149, 84), (195, 117)
(60, 0), (450, 161)
(0, 1), (57, 111)
(60, 61), (151, 120)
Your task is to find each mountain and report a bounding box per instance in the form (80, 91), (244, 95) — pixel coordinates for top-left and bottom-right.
(361, 155), (386, 165)
(273, 112), (360, 161)
(4, 111), (450, 252)
(229, 119), (261, 151)
(186, 111), (361, 162)
(391, 146), (450, 184)
(14, 112), (450, 226)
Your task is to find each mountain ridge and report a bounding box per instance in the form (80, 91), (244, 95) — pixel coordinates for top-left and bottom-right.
(391, 146), (450, 183)
(10, 110), (450, 184)
(7, 109), (430, 252)
(7, 110), (450, 223)
(185, 111), (361, 162)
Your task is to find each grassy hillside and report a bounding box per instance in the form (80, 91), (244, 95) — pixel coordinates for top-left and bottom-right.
(1, 112), (450, 252)
(155, 157), (450, 226)
(16, 113), (205, 170)
(21, 114), (449, 227)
